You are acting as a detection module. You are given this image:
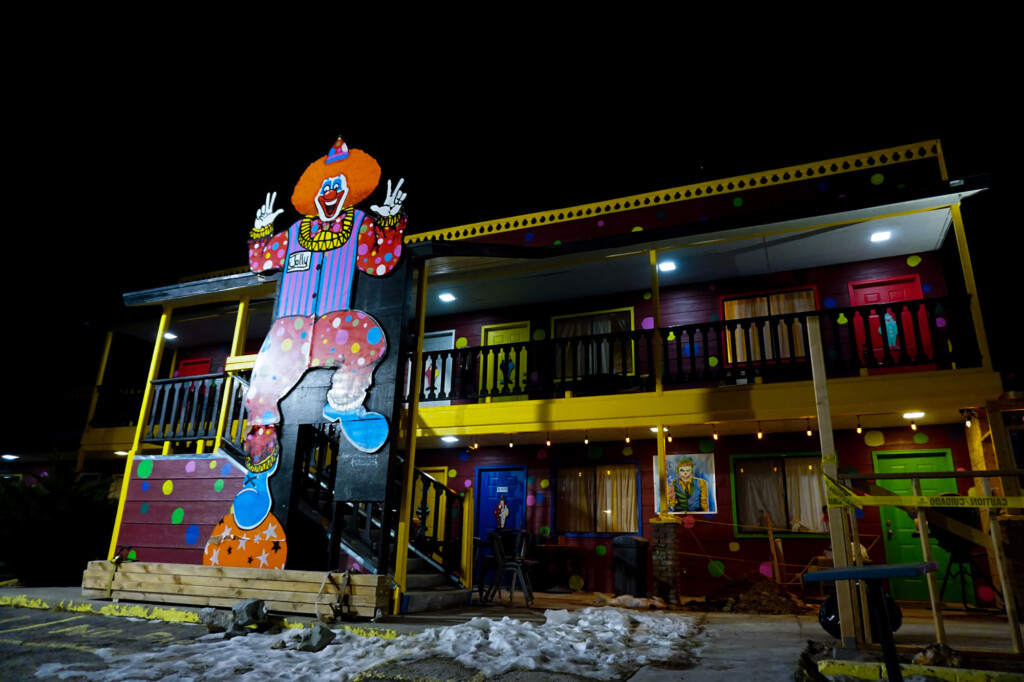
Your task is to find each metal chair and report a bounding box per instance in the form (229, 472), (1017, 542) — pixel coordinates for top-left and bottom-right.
(485, 529), (535, 606)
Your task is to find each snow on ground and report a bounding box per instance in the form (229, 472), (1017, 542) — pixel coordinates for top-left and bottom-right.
(35, 607), (704, 681)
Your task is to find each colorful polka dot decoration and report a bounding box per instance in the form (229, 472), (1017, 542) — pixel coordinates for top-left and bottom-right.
(871, 173), (885, 186)
(568, 575), (584, 590)
(171, 508), (184, 524)
(708, 357), (719, 367)
(458, 451), (469, 462)
(823, 298), (836, 309)
(913, 432), (930, 444)
(527, 494), (536, 506)
(977, 586), (996, 603)
(759, 562), (773, 578)
(185, 461), (196, 473)
(728, 542), (740, 552)
(863, 430), (885, 447)
(537, 449), (548, 460)
(451, 508), (459, 520)
(643, 291), (652, 300)
(698, 438), (715, 453)
(540, 526), (550, 536)
(622, 446), (633, 457)
(533, 329), (546, 340)
(448, 469), (457, 479)
(536, 493), (544, 504)
(162, 480), (174, 495)
(907, 255), (922, 267)
(137, 460), (153, 478)
(464, 479), (472, 489)
(732, 197), (743, 208)
(708, 560), (725, 577)
(595, 545), (607, 557)
(527, 476), (535, 485)
(455, 337), (468, 349)
(682, 515), (696, 529)
(127, 550), (137, 560)
(631, 226), (643, 232)
(597, 221), (605, 227)
(641, 317), (654, 330)
(540, 479), (550, 489)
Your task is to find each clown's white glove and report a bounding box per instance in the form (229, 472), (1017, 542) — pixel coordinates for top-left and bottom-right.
(254, 191), (285, 231)
(371, 178), (406, 217)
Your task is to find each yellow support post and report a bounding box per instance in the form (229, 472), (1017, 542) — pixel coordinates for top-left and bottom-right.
(215, 296), (250, 447)
(950, 204), (993, 371)
(107, 307), (172, 560)
(394, 264), (428, 613)
(649, 250), (663, 395)
(460, 492), (476, 589)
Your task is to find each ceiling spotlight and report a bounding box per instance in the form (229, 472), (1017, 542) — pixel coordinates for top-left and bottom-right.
(856, 416), (862, 434)
(441, 436), (459, 443)
(114, 450), (129, 456)
(625, 429), (630, 444)
(757, 422), (763, 440)
(163, 332), (178, 340)
(438, 293), (456, 302)
(658, 261), (677, 272)
(903, 411), (925, 420)
(870, 231), (891, 243)
(712, 425), (718, 441)
(806, 418), (813, 437)
(650, 426), (668, 433)
(2, 454), (19, 461)
(965, 416), (972, 428)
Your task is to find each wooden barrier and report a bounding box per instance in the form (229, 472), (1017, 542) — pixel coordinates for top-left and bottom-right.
(82, 561), (390, 619)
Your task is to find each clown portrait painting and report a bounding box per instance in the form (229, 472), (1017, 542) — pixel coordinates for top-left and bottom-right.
(662, 453), (717, 515)
(204, 137), (406, 569)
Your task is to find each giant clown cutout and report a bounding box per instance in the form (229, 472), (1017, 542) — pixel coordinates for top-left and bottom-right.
(204, 137), (406, 569)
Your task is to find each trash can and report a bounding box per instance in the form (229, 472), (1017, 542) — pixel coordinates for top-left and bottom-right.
(612, 536), (650, 597)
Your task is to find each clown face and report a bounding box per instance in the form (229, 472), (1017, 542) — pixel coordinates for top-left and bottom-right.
(315, 174), (350, 222)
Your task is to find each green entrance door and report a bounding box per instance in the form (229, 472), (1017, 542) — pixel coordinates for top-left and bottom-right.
(872, 450), (971, 603)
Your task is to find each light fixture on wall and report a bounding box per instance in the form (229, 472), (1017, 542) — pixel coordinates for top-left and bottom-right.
(806, 418), (813, 437)
(910, 421), (917, 431)
(666, 428), (673, 444)
(960, 409), (976, 429)
(509, 435), (514, 448)
(856, 416), (862, 434)
(712, 425), (718, 441)
(625, 429), (630, 444)
(471, 439), (479, 450)
(757, 422), (763, 440)
(546, 432), (551, 447)
(584, 430), (589, 445)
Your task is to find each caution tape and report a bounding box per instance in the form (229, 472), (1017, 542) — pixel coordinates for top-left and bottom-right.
(823, 476), (1024, 510)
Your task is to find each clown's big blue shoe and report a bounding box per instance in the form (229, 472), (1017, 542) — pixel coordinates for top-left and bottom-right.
(323, 404), (389, 453)
(234, 429), (279, 530)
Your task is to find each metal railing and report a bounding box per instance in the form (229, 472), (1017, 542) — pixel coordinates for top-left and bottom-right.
(141, 373), (226, 444)
(407, 296), (979, 402)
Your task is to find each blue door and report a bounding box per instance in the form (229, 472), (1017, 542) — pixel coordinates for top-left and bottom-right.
(476, 466), (527, 537)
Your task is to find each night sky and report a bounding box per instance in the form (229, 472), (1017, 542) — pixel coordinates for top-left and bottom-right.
(5, 67), (1019, 455)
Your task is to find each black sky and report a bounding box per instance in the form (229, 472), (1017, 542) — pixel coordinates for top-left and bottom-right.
(5, 55), (1020, 454)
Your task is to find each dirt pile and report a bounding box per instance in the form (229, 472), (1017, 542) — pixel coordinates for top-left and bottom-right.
(702, 572), (810, 615)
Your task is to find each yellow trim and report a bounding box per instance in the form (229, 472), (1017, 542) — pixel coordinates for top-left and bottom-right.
(460, 491), (475, 589)
(394, 264), (428, 612)
(405, 141), (942, 244)
(936, 139), (949, 182)
(84, 331), (114, 431)
(650, 251), (663, 395)
(950, 204), (992, 371)
(413, 368), (1002, 437)
(225, 354), (258, 372)
(108, 307), (171, 560)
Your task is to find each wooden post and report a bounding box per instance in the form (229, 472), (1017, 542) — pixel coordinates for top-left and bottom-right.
(394, 264), (428, 613)
(460, 493), (475, 590)
(912, 477), (947, 644)
(649, 250), (663, 395)
(987, 403), (1023, 509)
(766, 513), (781, 584)
(807, 316), (857, 648)
(846, 506), (872, 643)
(950, 204), (992, 371)
(980, 476), (1023, 653)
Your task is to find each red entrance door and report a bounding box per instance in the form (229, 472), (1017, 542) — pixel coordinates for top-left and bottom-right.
(848, 276), (933, 366)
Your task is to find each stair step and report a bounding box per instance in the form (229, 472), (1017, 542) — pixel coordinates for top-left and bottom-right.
(405, 572), (448, 590)
(403, 588), (472, 614)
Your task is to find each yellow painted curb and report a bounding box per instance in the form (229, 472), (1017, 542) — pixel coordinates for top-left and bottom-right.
(1, 594), (401, 637)
(817, 659), (1022, 681)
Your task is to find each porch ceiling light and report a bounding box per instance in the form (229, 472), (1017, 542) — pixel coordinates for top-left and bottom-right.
(441, 436), (459, 443)
(438, 293), (456, 302)
(806, 418), (813, 437)
(163, 332), (178, 340)
(658, 261), (677, 272)
(2, 454), (18, 460)
(115, 450), (129, 456)
(650, 427), (668, 433)
(757, 422), (763, 440)
(903, 411), (925, 420)
(625, 429), (630, 444)
(712, 425), (718, 441)
(856, 416), (862, 434)
(546, 433), (551, 447)
(870, 231), (891, 242)
(584, 430), (589, 445)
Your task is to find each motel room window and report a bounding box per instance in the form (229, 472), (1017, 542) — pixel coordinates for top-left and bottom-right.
(555, 463), (639, 534)
(552, 308), (634, 376)
(732, 455), (827, 534)
(723, 289), (816, 363)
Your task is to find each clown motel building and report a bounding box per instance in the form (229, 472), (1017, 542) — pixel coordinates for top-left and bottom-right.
(79, 139), (1020, 611)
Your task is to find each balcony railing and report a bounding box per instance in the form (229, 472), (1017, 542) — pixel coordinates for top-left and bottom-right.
(407, 296), (980, 403)
(141, 373), (226, 444)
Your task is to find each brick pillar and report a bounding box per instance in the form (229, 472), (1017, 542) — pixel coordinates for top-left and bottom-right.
(651, 520), (683, 604)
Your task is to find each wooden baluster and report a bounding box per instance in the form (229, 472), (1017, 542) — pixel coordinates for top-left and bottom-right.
(908, 302), (926, 363)
(891, 305), (911, 364)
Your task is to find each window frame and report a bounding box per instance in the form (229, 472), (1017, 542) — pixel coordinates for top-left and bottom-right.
(552, 461), (643, 537)
(719, 286), (820, 365)
(728, 451), (829, 538)
(550, 306), (636, 380)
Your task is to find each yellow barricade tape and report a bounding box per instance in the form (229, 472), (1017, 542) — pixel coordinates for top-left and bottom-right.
(824, 476), (1024, 510)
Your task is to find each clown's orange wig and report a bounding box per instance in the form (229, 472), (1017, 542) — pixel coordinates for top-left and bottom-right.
(291, 149), (382, 216)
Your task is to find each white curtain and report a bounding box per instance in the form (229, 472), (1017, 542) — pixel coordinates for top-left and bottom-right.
(724, 297), (768, 363)
(735, 458), (787, 532)
(597, 465), (638, 532)
(724, 291), (816, 363)
(557, 467), (595, 532)
(554, 311), (631, 376)
(784, 457), (827, 532)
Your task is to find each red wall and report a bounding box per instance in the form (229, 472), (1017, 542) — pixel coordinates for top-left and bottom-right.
(415, 422), (972, 598)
